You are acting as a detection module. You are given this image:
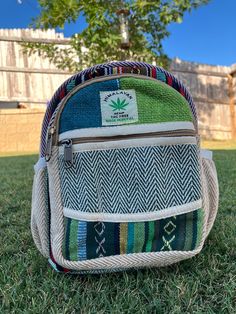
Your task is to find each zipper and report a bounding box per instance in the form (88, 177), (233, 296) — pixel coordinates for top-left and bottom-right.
(59, 129), (196, 168)
(45, 126), (56, 161)
(62, 139), (73, 168)
(45, 73), (197, 161)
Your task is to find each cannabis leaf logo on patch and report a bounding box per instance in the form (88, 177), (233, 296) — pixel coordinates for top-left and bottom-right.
(109, 98), (129, 111)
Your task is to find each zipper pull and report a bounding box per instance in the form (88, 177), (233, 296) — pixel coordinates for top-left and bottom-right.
(63, 139), (73, 168)
(45, 135), (52, 161)
(45, 127), (56, 161)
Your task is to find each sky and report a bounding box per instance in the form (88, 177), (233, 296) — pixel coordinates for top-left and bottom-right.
(0, 0), (235, 66)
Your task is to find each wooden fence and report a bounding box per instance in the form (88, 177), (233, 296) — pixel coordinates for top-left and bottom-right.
(170, 59), (236, 140)
(0, 29), (71, 108)
(0, 29), (236, 154)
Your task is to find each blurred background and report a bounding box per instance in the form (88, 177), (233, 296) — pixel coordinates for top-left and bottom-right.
(0, 0), (235, 154)
(1, 2), (236, 313)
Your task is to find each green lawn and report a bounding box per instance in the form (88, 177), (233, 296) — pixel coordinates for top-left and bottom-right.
(0, 149), (236, 313)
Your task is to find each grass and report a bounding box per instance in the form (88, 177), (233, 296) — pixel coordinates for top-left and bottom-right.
(0, 145), (236, 313)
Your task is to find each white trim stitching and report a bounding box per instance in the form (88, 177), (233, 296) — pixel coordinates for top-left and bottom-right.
(63, 199), (202, 222)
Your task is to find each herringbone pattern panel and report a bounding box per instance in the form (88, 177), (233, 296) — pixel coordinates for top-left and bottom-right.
(58, 143), (201, 214)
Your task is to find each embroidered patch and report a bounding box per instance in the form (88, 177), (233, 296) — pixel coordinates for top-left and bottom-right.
(100, 89), (138, 126)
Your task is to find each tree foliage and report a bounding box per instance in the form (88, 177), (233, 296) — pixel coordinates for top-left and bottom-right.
(23, 0), (210, 72)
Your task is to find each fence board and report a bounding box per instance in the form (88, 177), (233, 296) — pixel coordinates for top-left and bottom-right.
(0, 29), (235, 140)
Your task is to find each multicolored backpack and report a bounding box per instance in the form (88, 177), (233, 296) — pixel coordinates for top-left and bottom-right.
(31, 61), (219, 273)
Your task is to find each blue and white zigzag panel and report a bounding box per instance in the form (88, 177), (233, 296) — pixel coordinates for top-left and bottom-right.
(58, 143), (201, 214)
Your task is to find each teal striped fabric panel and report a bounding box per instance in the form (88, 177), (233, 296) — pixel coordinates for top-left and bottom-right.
(63, 209), (204, 261)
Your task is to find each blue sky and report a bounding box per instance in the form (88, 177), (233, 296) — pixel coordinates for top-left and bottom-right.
(0, 0), (235, 66)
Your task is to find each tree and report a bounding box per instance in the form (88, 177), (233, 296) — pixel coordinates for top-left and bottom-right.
(23, 0), (210, 72)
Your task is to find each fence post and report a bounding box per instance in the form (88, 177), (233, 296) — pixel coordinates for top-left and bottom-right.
(227, 74), (236, 139)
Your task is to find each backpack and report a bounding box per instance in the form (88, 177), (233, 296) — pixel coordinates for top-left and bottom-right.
(31, 61), (219, 273)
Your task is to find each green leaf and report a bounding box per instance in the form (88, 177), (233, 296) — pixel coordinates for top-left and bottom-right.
(22, 0), (210, 71)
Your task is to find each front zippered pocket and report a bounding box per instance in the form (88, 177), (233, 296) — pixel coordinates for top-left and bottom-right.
(57, 125), (201, 222)
(59, 124), (196, 167)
